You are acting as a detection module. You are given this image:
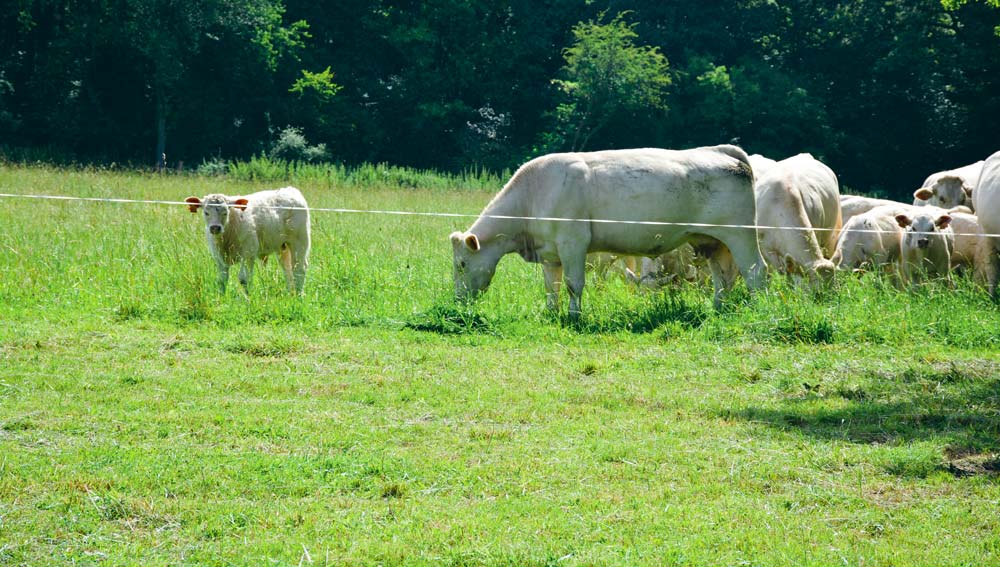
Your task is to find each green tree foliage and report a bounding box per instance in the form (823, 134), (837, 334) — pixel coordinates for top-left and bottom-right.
(290, 67), (342, 100)
(2, 0), (1000, 197)
(551, 12), (671, 151)
(942, 0), (1000, 8)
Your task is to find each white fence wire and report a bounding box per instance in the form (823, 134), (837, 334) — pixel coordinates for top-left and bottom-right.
(0, 191), (993, 238)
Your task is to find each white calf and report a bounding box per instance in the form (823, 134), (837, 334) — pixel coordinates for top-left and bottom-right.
(832, 204), (910, 276)
(185, 186), (311, 294)
(894, 210), (953, 287)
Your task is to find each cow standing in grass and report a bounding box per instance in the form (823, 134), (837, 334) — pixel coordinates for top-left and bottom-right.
(973, 151), (1000, 296)
(185, 187), (311, 295)
(832, 204), (907, 275)
(449, 145), (767, 318)
(894, 210), (954, 288)
(752, 153), (841, 285)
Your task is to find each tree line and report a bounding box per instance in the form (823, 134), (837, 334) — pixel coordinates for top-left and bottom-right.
(1, 0), (999, 198)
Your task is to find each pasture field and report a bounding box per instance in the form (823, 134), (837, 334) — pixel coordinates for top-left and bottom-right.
(1, 164), (1000, 566)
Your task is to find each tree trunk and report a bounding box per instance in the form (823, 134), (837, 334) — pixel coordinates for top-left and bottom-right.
(155, 89), (167, 171)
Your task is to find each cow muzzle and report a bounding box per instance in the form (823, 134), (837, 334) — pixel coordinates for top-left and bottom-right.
(209, 225), (223, 235)
(917, 239), (929, 249)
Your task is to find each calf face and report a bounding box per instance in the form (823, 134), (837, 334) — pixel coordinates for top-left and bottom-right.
(185, 194), (249, 234)
(896, 213), (951, 251)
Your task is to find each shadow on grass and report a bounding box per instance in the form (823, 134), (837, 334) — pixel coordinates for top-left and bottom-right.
(725, 362), (1000, 476)
(404, 301), (498, 335)
(576, 291), (711, 334)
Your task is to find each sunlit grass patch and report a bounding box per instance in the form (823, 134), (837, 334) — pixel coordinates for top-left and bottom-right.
(2, 164), (1000, 566)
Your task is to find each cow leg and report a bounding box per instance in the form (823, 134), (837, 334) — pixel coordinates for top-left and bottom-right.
(291, 242), (309, 295)
(726, 234), (767, 291)
(707, 245), (738, 308)
(988, 240), (1000, 298)
(543, 262), (563, 312)
(938, 256), (955, 289)
(238, 258), (255, 295)
(897, 258), (912, 290)
(724, 231), (768, 293)
(280, 245), (295, 292)
(215, 260), (230, 294)
(560, 251), (588, 320)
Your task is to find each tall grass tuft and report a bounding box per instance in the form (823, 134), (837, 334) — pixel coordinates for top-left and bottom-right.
(225, 155), (506, 192)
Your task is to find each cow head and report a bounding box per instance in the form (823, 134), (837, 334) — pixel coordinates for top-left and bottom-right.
(913, 176), (969, 209)
(186, 194), (248, 235)
(450, 231), (498, 302)
(896, 213), (951, 250)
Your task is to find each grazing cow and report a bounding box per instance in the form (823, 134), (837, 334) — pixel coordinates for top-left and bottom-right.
(753, 153), (841, 284)
(894, 210), (954, 287)
(449, 145), (767, 317)
(185, 187), (311, 294)
(972, 151), (1000, 295)
(832, 204), (908, 274)
(948, 212), (995, 286)
(913, 161), (984, 210)
(840, 195), (901, 225)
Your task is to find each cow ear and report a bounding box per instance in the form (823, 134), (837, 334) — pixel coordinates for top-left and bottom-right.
(233, 198), (249, 211)
(935, 214), (952, 229)
(464, 233), (481, 252)
(964, 185), (973, 199)
(895, 214), (912, 228)
(914, 188), (934, 201)
(185, 196), (202, 213)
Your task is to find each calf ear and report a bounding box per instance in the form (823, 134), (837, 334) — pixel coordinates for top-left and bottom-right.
(895, 214), (912, 228)
(935, 214), (952, 230)
(232, 198), (249, 211)
(185, 196), (202, 213)
(464, 233), (481, 252)
(914, 187), (934, 201)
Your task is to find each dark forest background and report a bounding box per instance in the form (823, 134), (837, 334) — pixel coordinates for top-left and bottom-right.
(2, 0), (999, 197)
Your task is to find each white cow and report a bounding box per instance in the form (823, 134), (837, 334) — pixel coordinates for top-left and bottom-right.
(185, 187), (311, 294)
(894, 210), (954, 287)
(754, 153), (841, 283)
(450, 145), (767, 317)
(972, 151), (1000, 295)
(832, 204), (908, 274)
(748, 154), (778, 178)
(913, 161), (984, 210)
(948, 212), (995, 286)
(840, 195), (901, 225)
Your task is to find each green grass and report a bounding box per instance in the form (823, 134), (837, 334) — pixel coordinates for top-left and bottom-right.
(1, 164), (999, 566)
(222, 155), (508, 192)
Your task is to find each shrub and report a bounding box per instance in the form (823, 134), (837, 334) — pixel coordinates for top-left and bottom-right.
(196, 157), (230, 176)
(269, 126), (329, 163)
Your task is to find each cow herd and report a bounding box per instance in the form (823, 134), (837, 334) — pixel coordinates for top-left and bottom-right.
(180, 145), (1000, 320)
(451, 145), (1000, 319)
